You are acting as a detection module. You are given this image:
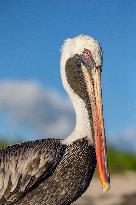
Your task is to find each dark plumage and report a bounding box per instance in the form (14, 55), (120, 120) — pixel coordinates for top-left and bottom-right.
(14, 138), (96, 205)
(0, 138), (96, 205)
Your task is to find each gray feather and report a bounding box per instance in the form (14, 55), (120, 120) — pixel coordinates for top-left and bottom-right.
(0, 139), (65, 204)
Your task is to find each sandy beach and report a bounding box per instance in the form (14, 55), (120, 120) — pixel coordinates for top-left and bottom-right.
(72, 172), (136, 205)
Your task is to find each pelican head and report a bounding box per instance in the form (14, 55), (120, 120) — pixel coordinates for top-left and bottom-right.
(61, 34), (110, 192)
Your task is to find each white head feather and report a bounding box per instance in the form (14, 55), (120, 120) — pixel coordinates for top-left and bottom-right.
(61, 34), (102, 71)
(60, 34), (103, 95)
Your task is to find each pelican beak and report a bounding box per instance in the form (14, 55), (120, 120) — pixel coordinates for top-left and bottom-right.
(81, 63), (110, 192)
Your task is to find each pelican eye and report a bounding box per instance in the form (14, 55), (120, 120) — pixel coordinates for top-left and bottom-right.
(83, 49), (92, 59)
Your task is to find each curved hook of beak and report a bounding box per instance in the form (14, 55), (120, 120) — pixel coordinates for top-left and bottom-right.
(81, 64), (110, 192)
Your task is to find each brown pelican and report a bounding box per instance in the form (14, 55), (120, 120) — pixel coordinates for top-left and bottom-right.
(0, 34), (110, 205)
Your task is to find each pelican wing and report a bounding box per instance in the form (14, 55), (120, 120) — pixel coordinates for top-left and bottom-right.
(0, 139), (64, 204)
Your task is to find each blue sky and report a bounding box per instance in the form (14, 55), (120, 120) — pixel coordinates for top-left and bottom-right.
(0, 0), (136, 151)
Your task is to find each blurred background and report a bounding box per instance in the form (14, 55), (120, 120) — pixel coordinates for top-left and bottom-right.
(0, 0), (136, 204)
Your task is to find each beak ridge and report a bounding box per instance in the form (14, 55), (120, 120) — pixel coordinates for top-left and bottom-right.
(81, 64), (110, 192)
